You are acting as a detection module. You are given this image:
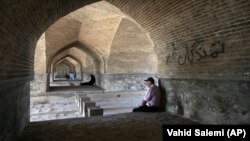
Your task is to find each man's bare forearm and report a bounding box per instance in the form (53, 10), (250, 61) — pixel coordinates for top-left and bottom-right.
(141, 100), (147, 106)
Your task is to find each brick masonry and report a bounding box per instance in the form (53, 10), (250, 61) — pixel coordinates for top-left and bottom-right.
(159, 78), (250, 124)
(0, 80), (30, 141)
(30, 74), (47, 96)
(99, 74), (158, 92)
(0, 0), (249, 80)
(108, 0), (250, 80)
(0, 1), (250, 141)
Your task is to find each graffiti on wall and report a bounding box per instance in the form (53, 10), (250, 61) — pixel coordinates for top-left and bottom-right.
(166, 40), (225, 66)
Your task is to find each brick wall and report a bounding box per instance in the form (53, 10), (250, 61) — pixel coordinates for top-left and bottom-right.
(47, 41), (105, 74)
(0, 0), (98, 80)
(0, 1), (250, 140)
(1, 0), (248, 80)
(0, 1), (99, 140)
(107, 18), (157, 74)
(30, 34), (47, 96)
(108, 0), (250, 80)
(0, 80), (30, 141)
(107, 0), (250, 124)
(46, 18), (81, 65)
(99, 74), (158, 92)
(159, 78), (250, 124)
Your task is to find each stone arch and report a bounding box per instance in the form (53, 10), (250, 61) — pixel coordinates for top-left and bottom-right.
(54, 55), (83, 73)
(55, 60), (75, 72)
(54, 60), (75, 79)
(53, 55), (84, 80)
(1, 1), (250, 140)
(106, 17), (157, 74)
(48, 41), (104, 74)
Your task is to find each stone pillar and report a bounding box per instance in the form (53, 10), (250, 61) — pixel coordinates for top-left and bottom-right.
(75, 92), (87, 107)
(46, 73), (50, 91)
(30, 73), (48, 97)
(79, 97), (91, 113)
(82, 101), (96, 117)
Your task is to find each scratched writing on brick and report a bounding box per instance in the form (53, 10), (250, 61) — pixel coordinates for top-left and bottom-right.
(166, 40), (225, 66)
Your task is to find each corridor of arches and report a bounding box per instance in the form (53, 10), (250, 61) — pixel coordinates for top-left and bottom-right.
(0, 0), (250, 141)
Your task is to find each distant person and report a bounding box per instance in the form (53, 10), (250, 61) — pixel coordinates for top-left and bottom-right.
(133, 77), (161, 112)
(69, 72), (75, 80)
(65, 74), (70, 79)
(80, 74), (96, 85)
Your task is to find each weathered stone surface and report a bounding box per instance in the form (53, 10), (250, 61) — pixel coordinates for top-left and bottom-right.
(18, 113), (199, 141)
(30, 102), (81, 122)
(75, 92), (86, 107)
(80, 98), (91, 114)
(99, 74), (158, 92)
(82, 101), (96, 117)
(53, 57), (82, 80)
(33, 1), (157, 84)
(107, 18), (156, 74)
(0, 0), (249, 141)
(87, 107), (104, 117)
(44, 1), (134, 76)
(49, 46), (96, 80)
(31, 33), (48, 96)
(30, 89), (146, 121)
(159, 78), (250, 124)
(0, 80), (29, 141)
(34, 33), (46, 74)
(87, 91), (145, 115)
(30, 74), (47, 96)
(46, 18), (82, 61)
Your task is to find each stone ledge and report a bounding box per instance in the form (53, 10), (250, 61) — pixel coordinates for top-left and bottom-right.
(19, 112), (199, 141)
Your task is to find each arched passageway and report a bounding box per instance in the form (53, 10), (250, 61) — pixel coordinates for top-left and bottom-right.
(0, 0), (250, 141)
(54, 56), (83, 81)
(29, 1), (158, 123)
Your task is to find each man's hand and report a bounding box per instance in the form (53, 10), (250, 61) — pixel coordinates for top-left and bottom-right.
(140, 100), (147, 106)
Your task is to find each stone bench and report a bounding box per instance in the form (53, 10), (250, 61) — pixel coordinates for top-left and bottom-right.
(75, 92), (87, 108)
(87, 106), (104, 117)
(78, 96), (89, 109)
(82, 101), (96, 117)
(79, 97), (91, 114)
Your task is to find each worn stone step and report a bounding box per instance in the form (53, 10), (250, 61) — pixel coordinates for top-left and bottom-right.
(82, 101), (96, 117)
(87, 106), (104, 117)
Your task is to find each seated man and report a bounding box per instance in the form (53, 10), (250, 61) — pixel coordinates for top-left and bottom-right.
(80, 74), (96, 86)
(133, 77), (161, 112)
(65, 74), (70, 79)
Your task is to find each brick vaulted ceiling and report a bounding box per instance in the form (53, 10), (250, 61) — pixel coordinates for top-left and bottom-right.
(43, 1), (156, 75)
(0, 0), (249, 80)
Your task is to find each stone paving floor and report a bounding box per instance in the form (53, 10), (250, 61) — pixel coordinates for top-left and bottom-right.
(30, 85), (104, 121)
(19, 112), (199, 141)
(30, 91), (143, 121)
(30, 103), (82, 122)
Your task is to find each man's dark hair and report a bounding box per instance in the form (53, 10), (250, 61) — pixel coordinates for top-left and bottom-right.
(144, 77), (155, 84)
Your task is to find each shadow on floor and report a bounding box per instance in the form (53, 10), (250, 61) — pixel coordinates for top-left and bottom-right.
(19, 112), (199, 141)
(49, 85), (103, 92)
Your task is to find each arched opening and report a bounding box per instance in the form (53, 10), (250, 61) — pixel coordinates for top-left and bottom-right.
(1, 0), (250, 140)
(29, 1), (158, 122)
(48, 42), (104, 80)
(53, 55), (83, 81)
(54, 60), (75, 80)
(55, 63), (71, 79)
